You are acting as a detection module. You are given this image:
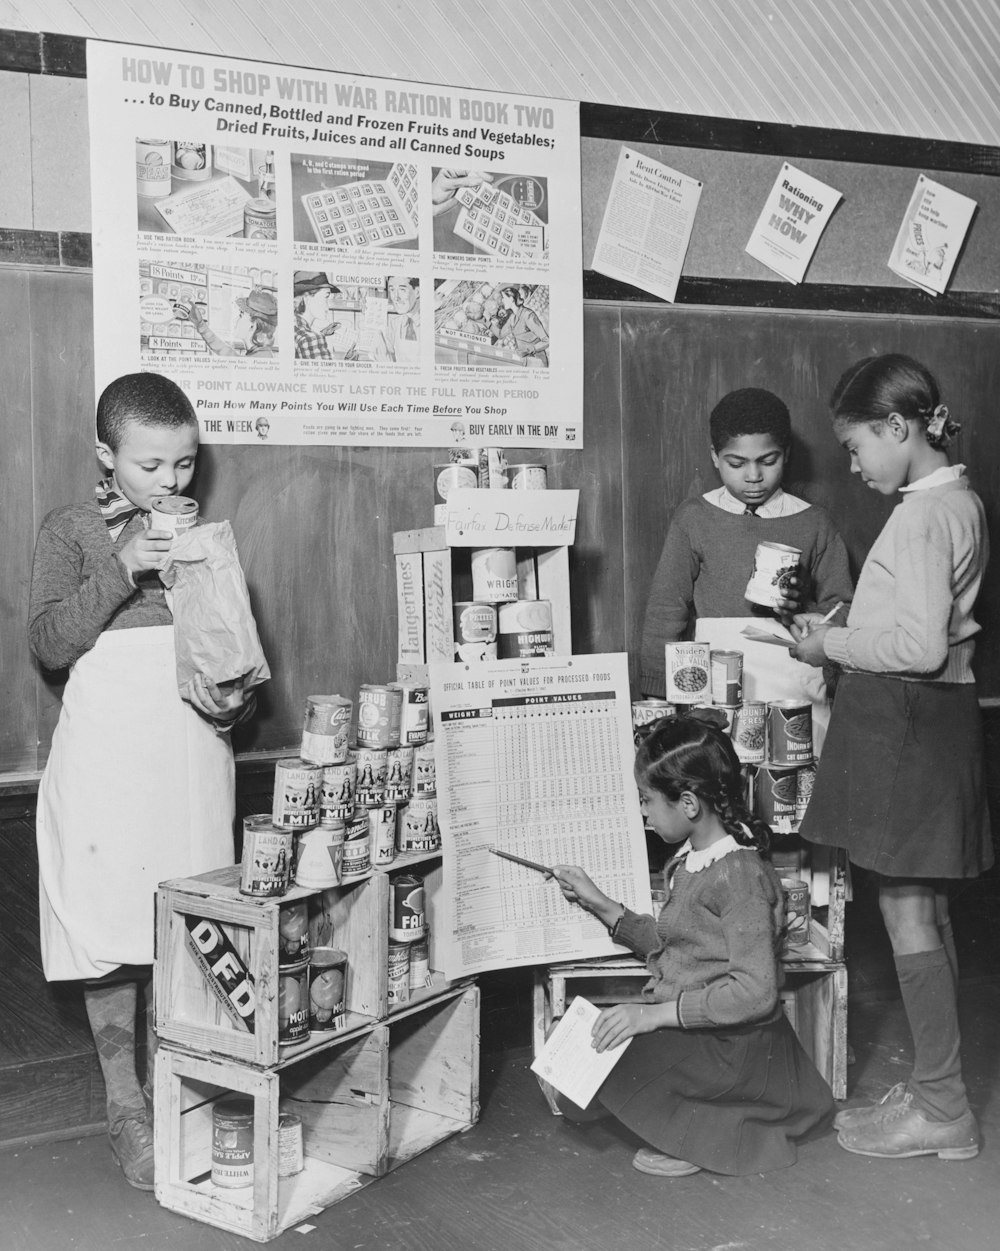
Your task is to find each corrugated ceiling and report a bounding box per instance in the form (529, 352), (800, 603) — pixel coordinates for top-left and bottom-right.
(2, 0), (999, 145)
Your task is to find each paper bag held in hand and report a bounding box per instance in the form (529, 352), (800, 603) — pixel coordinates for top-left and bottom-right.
(160, 520), (270, 703)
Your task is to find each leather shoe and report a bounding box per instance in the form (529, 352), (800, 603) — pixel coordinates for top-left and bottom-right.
(838, 1103), (979, 1160)
(109, 1116), (155, 1190)
(632, 1147), (701, 1177)
(834, 1081), (911, 1131)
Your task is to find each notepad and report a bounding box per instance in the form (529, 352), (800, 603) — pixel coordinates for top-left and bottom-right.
(740, 624), (794, 649)
(530, 996), (631, 1108)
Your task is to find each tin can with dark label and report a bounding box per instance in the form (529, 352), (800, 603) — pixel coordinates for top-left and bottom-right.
(387, 940), (411, 1007)
(243, 197), (277, 239)
(496, 600), (554, 658)
(509, 463), (547, 490)
(389, 682), (429, 746)
(353, 746), (388, 806)
(710, 650), (744, 706)
(731, 701), (766, 763)
(149, 495), (199, 534)
(308, 947), (347, 1033)
(751, 762), (799, 826)
(781, 878), (810, 947)
(453, 602), (497, 663)
(278, 899), (309, 965)
(293, 823), (345, 889)
(278, 1112), (304, 1178)
(301, 695), (352, 766)
(398, 796), (440, 854)
(412, 742), (436, 794)
(795, 762), (817, 825)
(369, 805), (397, 867)
(211, 1097), (254, 1188)
(767, 700), (813, 765)
(471, 548), (519, 603)
(272, 758), (322, 830)
(239, 816), (293, 898)
(631, 699), (675, 731)
(384, 745), (414, 803)
(357, 684), (403, 749)
(434, 461), (478, 505)
(320, 759), (357, 824)
(136, 138), (172, 199)
(390, 873), (426, 941)
(342, 808), (372, 881)
(408, 931), (430, 990)
(278, 957), (310, 1047)
(172, 140), (212, 181)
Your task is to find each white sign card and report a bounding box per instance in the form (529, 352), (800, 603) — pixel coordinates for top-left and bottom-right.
(432, 652), (652, 980)
(530, 996), (632, 1107)
(592, 146), (702, 303)
(443, 488), (578, 546)
(887, 174), (977, 296)
(87, 40), (583, 447)
(745, 162), (842, 284)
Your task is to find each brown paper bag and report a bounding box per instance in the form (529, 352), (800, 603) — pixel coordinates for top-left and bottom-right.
(160, 520), (270, 702)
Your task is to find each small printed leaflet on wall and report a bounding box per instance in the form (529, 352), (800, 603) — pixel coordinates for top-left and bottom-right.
(745, 161), (842, 284)
(887, 174), (977, 296)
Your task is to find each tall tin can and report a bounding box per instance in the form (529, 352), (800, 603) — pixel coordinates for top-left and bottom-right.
(320, 759), (357, 824)
(239, 816), (293, 898)
(752, 762), (799, 826)
(781, 878), (811, 947)
(211, 1098), (254, 1188)
(731, 701), (766, 763)
(384, 745), (414, 803)
(412, 742), (436, 795)
(766, 700), (814, 765)
(471, 548), (519, 603)
(710, 650), (744, 706)
(398, 795), (440, 854)
(353, 746), (388, 807)
(301, 694), (352, 766)
(243, 198), (277, 239)
(389, 682), (430, 746)
(277, 958), (311, 1047)
(136, 138), (172, 199)
(795, 762), (817, 825)
(453, 602), (497, 662)
(272, 758), (322, 830)
(387, 940), (411, 1007)
(369, 805), (397, 867)
(408, 931), (430, 990)
(664, 641), (711, 704)
(390, 874), (426, 941)
(341, 807), (372, 881)
(509, 463), (547, 490)
(356, 684), (402, 749)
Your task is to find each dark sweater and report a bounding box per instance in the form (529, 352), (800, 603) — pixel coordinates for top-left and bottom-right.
(639, 498), (853, 696)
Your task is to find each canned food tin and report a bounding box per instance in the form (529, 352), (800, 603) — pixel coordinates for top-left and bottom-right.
(696, 703), (736, 733)
(631, 699), (676, 731)
(342, 808), (372, 881)
(278, 899), (309, 965)
(710, 650), (744, 706)
(308, 947), (347, 1032)
(172, 141), (212, 181)
(434, 461), (478, 505)
(239, 816), (293, 898)
(211, 1098), (254, 1188)
(293, 823), (345, 889)
(795, 761), (817, 824)
(389, 682), (430, 746)
(496, 600), (554, 658)
(301, 695), (352, 766)
(369, 804), (397, 867)
(243, 197), (277, 239)
(353, 746), (388, 806)
(320, 759), (357, 824)
(471, 548), (519, 603)
(408, 932), (430, 990)
(781, 878), (810, 947)
(149, 495), (199, 534)
(272, 758), (322, 830)
(453, 602), (498, 663)
(752, 762), (799, 826)
(731, 701), (766, 763)
(136, 138), (172, 199)
(664, 642), (711, 704)
(278, 1112), (304, 1178)
(357, 684), (402, 749)
(397, 795), (440, 854)
(745, 542), (801, 608)
(384, 746), (414, 803)
(390, 873), (426, 941)
(387, 940), (411, 1007)
(277, 958), (311, 1047)
(412, 742), (436, 795)
(766, 700), (813, 765)
(509, 463), (547, 490)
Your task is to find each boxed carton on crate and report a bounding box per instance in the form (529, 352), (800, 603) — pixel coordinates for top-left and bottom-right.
(155, 865), (389, 1067)
(154, 985), (480, 1242)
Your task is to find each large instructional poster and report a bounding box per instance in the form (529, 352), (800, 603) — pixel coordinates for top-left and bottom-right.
(431, 653), (652, 979)
(87, 41), (583, 448)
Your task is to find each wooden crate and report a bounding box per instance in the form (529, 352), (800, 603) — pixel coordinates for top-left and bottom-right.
(155, 866), (388, 1067)
(154, 985), (480, 1242)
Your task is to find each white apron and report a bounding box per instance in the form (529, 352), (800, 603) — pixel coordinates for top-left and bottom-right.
(36, 625), (235, 980)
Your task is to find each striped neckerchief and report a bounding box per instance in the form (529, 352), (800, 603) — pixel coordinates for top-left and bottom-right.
(95, 478), (142, 542)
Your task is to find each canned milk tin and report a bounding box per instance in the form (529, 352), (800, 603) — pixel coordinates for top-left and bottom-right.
(239, 816), (293, 898)
(149, 495), (199, 534)
(211, 1098), (254, 1188)
(244, 198), (277, 239)
(272, 758), (322, 830)
(301, 694), (352, 766)
(320, 759), (357, 824)
(398, 795), (440, 854)
(766, 700), (813, 765)
(390, 873), (426, 941)
(342, 808), (372, 880)
(453, 602), (498, 663)
(384, 745), (414, 803)
(664, 642), (711, 704)
(781, 878), (811, 947)
(433, 461), (478, 505)
(389, 682), (430, 746)
(353, 746), (388, 806)
(752, 762), (799, 826)
(356, 684), (402, 749)
(277, 957), (311, 1047)
(387, 940), (411, 1007)
(412, 742), (436, 795)
(745, 542), (801, 608)
(710, 650), (744, 706)
(496, 600), (554, 658)
(509, 463), (547, 490)
(369, 804), (398, 867)
(136, 138), (172, 199)
(731, 701), (766, 763)
(471, 548), (519, 603)
(293, 823), (345, 889)
(172, 140), (212, 181)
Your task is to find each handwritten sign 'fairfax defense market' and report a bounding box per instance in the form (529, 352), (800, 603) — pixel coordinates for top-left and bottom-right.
(443, 489), (578, 546)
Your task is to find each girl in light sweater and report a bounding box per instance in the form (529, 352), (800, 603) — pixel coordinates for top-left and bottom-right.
(551, 712), (833, 1177)
(792, 353), (991, 1162)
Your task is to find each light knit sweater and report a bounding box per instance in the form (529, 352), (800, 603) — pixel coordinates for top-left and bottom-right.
(822, 476), (986, 683)
(612, 848), (785, 1029)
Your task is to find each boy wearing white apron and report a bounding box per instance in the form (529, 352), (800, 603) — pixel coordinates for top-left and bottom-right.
(28, 373), (252, 1189)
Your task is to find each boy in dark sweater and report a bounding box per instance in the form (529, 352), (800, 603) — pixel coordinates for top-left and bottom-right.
(639, 388), (852, 699)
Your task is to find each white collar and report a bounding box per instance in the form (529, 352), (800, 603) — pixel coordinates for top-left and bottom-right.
(900, 464), (964, 493)
(674, 834), (748, 871)
(703, 486), (808, 518)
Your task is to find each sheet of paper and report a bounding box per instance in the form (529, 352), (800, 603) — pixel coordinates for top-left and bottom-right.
(888, 174), (977, 295)
(154, 175), (253, 238)
(433, 653), (652, 979)
(745, 162), (842, 284)
(592, 146), (702, 303)
(530, 996), (631, 1107)
(740, 624), (794, 648)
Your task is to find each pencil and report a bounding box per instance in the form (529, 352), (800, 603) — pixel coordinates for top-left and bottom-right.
(817, 601), (845, 625)
(489, 846), (554, 875)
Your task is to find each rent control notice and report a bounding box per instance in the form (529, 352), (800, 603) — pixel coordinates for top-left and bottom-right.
(431, 653), (651, 979)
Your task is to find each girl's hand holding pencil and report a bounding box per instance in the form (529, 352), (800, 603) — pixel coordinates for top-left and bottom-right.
(790, 602), (843, 666)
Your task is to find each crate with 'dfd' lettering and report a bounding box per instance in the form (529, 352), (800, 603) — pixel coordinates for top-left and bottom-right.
(155, 865), (390, 1067)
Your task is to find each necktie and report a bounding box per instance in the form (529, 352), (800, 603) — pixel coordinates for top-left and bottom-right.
(744, 505), (758, 516)
(403, 317), (416, 341)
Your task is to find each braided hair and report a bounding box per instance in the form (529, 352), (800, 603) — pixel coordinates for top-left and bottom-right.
(634, 710), (771, 853)
(830, 352), (961, 450)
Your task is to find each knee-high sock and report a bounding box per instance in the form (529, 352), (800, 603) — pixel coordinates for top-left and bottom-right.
(939, 916), (959, 984)
(895, 946), (968, 1122)
(84, 982), (144, 1131)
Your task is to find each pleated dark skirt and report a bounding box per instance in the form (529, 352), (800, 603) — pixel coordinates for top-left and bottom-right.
(592, 1015), (834, 1176)
(800, 672), (993, 879)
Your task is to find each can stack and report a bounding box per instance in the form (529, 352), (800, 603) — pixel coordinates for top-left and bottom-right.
(387, 872), (431, 1008)
(432, 449), (546, 523)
